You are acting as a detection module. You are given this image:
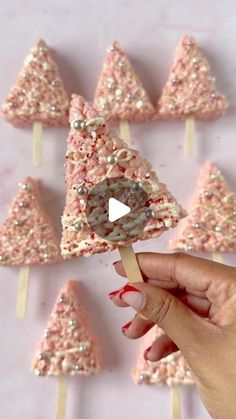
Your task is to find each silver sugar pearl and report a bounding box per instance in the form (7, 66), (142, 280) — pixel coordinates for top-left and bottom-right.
(192, 57), (200, 65)
(187, 245), (194, 251)
(43, 253), (50, 260)
(107, 154), (117, 164)
(193, 223), (202, 229)
(73, 120), (84, 130)
(132, 181), (140, 190)
(19, 201), (27, 208)
(69, 319), (77, 327)
(0, 255), (5, 262)
(186, 39), (194, 47)
(77, 185), (88, 195)
(233, 211), (236, 216)
(19, 182), (29, 190)
(44, 329), (50, 338)
(75, 364), (82, 371)
(126, 93), (132, 99)
(51, 105), (59, 112)
(171, 76), (179, 84)
(210, 91), (217, 99)
(35, 369), (44, 376)
(136, 99), (144, 109)
(51, 80), (58, 87)
(75, 222), (82, 231)
(58, 295), (66, 303)
(204, 190), (213, 198)
(38, 352), (46, 361)
(14, 220), (23, 226)
(168, 102), (176, 111)
(145, 209), (155, 219)
(139, 372), (147, 382)
(79, 344), (87, 352)
(214, 225), (221, 232)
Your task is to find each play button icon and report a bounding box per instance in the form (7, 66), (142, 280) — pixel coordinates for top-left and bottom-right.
(85, 177), (150, 243)
(108, 198), (131, 222)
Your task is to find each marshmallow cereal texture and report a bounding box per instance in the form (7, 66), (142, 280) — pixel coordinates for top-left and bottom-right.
(132, 327), (193, 386)
(60, 95), (186, 258)
(170, 161), (236, 252)
(0, 177), (60, 266)
(32, 280), (104, 376)
(2, 39), (70, 127)
(157, 35), (229, 120)
(93, 41), (155, 122)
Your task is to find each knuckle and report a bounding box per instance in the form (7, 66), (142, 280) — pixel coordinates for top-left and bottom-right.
(172, 252), (185, 280)
(148, 296), (176, 328)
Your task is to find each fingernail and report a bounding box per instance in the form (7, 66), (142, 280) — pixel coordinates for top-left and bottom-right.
(108, 289), (120, 299)
(113, 261), (119, 266)
(144, 346), (151, 360)
(122, 321), (132, 334)
(119, 284), (146, 311)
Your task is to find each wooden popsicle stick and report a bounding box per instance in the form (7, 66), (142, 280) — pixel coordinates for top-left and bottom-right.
(171, 386), (181, 419)
(33, 121), (43, 166)
(16, 265), (30, 319)
(184, 115), (195, 157)
(55, 376), (68, 419)
(212, 252), (224, 264)
(119, 120), (131, 147)
(118, 245), (143, 283)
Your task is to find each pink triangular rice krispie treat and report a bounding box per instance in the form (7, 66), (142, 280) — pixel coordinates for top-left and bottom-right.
(132, 327), (193, 386)
(93, 41), (155, 122)
(0, 177), (60, 266)
(157, 35), (229, 120)
(60, 95), (185, 258)
(170, 162), (236, 252)
(2, 39), (69, 127)
(32, 280), (104, 376)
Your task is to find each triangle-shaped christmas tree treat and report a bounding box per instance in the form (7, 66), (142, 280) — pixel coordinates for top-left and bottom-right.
(2, 39), (70, 127)
(170, 162), (236, 252)
(32, 280), (104, 376)
(157, 35), (229, 120)
(0, 177), (60, 266)
(61, 95), (185, 258)
(93, 41), (155, 122)
(132, 327), (193, 386)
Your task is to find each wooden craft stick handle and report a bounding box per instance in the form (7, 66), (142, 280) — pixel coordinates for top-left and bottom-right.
(119, 120), (131, 147)
(171, 386), (181, 419)
(55, 375), (68, 419)
(16, 265), (30, 319)
(212, 252), (224, 264)
(33, 121), (43, 166)
(184, 115), (194, 157)
(118, 245), (143, 283)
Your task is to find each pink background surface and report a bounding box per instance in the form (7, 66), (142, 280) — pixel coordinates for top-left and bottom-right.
(0, 1), (236, 418)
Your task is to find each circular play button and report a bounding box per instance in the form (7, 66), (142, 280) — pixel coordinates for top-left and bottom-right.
(85, 177), (150, 243)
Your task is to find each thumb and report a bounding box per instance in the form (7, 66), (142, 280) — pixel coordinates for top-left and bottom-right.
(120, 283), (208, 353)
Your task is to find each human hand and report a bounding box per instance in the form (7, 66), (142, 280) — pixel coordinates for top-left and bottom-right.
(109, 253), (236, 419)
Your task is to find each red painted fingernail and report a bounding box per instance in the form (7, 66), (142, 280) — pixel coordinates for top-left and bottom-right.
(119, 284), (140, 298)
(113, 261), (119, 266)
(120, 284), (146, 311)
(108, 289), (120, 299)
(144, 346), (151, 360)
(122, 321), (132, 334)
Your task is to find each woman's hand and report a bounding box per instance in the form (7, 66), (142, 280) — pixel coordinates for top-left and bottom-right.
(109, 253), (236, 419)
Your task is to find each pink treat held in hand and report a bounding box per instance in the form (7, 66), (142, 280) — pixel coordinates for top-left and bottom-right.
(60, 95), (186, 258)
(132, 327), (193, 386)
(2, 39), (70, 127)
(170, 162), (236, 252)
(93, 41), (155, 122)
(0, 177), (60, 266)
(32, 280), (104, 376)
(157, 35), (229, 120)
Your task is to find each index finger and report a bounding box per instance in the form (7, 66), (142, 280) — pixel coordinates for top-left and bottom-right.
(113, 252), (236, 292)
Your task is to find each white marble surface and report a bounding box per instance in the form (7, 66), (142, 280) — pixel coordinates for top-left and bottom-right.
(0, 1), (236, 418)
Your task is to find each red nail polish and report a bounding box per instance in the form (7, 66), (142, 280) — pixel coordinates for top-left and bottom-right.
(144, 346), (151, 360)
(108, 290), (120, 299)
(122, 321), (131, 333)
(119, 284), (140, 299)
(113, 261), (119, 266)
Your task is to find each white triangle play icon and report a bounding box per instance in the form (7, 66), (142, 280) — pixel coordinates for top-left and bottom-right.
(108, 198), (131, 222)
